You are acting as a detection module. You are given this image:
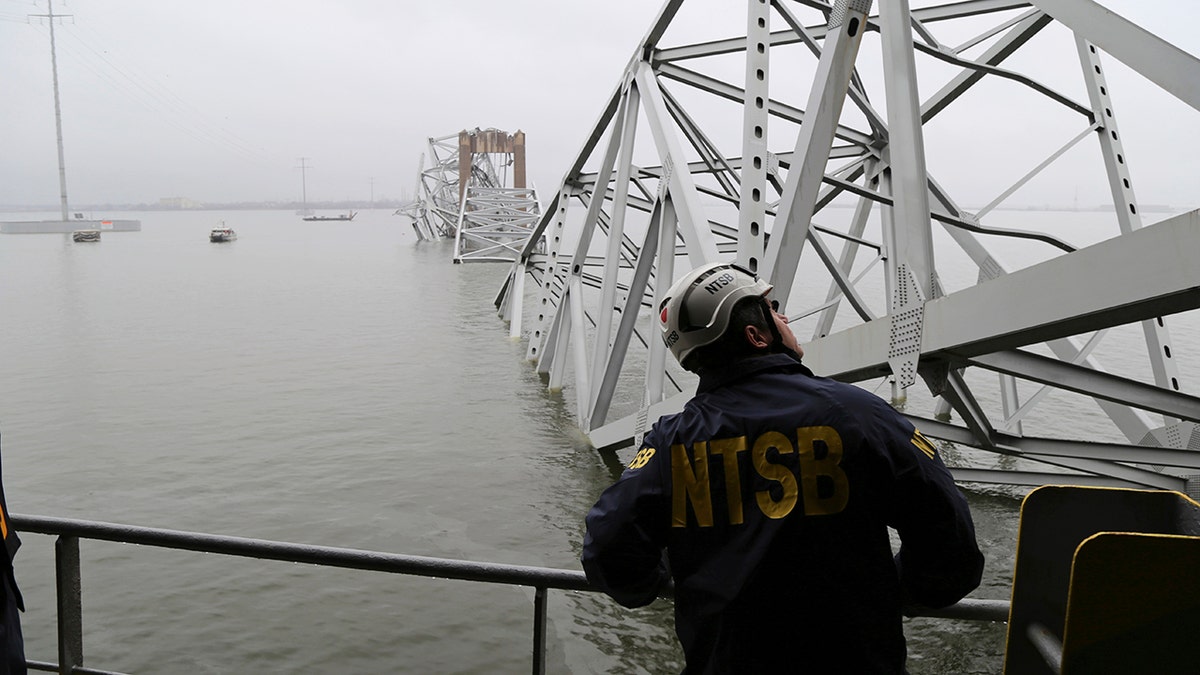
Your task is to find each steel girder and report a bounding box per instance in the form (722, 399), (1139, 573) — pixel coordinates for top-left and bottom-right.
(407, 132), (520, 242)
(452, 187), (544, 263)
(405, 134), (463, 241)
(493, 0), (1200, 491)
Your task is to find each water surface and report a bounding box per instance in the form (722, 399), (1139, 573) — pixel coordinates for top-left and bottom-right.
(8, 207), (1164, 672)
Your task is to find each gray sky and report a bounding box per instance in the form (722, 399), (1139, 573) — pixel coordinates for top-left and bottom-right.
(1, 0), (1197, 208)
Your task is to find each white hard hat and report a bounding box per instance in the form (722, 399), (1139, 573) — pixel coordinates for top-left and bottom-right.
(658, 262), (773, 365)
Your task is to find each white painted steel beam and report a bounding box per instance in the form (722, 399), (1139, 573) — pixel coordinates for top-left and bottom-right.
(912, 416), (1191, 491)
(656, 63), (876, 149)
(633, 61), (720, 268)
(763, 0), (873, 305)
(736, 0), (772, 274)
(877, 0), (939, 389)
(1076, 36), (1181, 420)
(589, 86), (642, 418)
(589, 211), (661, 428)
(1033, 0), (1200, 112)
(654, 1), (1036, 63)
(967, 350), (1200, 423)
(805, 210), (1200, 379)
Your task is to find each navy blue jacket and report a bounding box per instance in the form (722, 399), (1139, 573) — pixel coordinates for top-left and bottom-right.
(0, 433), (23, 675)
(582, 354), (984, 674)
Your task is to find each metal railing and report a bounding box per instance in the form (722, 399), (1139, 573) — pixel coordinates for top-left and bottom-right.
(10, 514), (1010, 674)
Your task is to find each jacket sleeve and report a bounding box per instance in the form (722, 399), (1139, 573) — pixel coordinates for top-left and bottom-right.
(581, 442), (670, 608)
(869, 403), (985, 609)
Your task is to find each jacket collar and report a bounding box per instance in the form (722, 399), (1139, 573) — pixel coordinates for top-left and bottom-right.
(696, 352), (815, 394)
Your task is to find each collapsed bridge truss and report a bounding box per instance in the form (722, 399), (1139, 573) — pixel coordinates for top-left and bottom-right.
(494, 0), (1200, 492)
(402, 128), (542, 263)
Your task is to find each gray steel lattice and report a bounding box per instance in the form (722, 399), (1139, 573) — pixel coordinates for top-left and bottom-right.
(404, 130), (544, 260)
(454, 187), (544, 263)
(494, 0), (1200, 490)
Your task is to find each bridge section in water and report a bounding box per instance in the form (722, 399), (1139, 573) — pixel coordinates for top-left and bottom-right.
(487, 0), (1200, 493)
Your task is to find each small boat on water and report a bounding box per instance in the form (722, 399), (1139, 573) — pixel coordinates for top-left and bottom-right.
(72, 229), (100, 242)
(302, 211), (356, 222)
(210, 225), (237, 242)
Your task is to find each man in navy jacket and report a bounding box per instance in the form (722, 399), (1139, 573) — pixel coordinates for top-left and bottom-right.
(582, 262), (983, 673)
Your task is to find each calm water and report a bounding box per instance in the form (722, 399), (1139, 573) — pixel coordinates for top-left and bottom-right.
(3, 207), (1187, 673)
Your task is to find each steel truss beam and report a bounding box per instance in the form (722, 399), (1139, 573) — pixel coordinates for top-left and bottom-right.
(453, 187), (543, 263)
(406, 134), (464, 241)
(494, 0), (1200, 490)
(406, 130), (533, 244)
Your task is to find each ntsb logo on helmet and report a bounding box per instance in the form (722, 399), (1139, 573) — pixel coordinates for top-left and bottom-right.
(703, 272), (735, 294)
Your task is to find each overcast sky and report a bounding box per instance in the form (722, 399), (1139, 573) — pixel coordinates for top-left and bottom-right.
(1, 0), (1197, 208)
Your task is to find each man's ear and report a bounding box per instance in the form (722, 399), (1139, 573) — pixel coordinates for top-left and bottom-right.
(744, 323), (772, 349)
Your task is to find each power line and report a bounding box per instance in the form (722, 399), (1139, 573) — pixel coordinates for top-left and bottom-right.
(20, 6), (277, 170)
(25, 23), (269, 165)
(61, 20), (269, 161)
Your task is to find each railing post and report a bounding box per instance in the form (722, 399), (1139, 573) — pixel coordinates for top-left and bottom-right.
(55, 535), (83, 675)
(531, 586), (547, 675)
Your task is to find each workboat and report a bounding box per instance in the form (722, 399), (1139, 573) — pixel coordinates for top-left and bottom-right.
(71, 229), (100, 242)
(302, 211), (356, 222)
(209, 225), (237, 243)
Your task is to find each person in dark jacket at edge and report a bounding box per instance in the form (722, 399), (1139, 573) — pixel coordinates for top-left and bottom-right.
(581, 262), (984, 674)
(0, 434), (24, 675)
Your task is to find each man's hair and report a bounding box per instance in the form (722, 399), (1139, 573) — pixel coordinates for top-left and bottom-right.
(681, 295), (772, 373)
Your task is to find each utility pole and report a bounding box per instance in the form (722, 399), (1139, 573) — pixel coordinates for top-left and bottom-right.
(369, 177), (375, 205)
(30, 0), (73, 221)
(296, 157), (311, 212)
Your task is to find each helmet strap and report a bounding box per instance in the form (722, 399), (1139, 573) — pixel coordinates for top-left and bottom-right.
(761, 298), (787, 353)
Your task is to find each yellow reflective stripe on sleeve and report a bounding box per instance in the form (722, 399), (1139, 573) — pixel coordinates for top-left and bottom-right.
(911, 429), (938, 460)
